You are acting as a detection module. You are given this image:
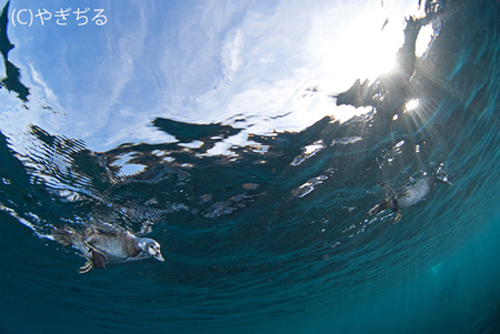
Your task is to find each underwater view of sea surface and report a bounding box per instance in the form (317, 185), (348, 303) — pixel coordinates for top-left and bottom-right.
(1, 0), (500, 333)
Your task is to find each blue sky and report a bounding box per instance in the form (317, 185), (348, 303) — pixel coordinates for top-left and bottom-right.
(3, 0), (422, 152)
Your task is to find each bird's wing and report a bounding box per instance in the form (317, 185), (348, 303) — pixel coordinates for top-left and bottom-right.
(85, 241), (109, 268)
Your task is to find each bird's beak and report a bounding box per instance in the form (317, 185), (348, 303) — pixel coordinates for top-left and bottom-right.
(154, 252), (165, 262)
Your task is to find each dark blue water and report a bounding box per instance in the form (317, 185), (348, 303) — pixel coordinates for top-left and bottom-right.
(1, 0), (500, 333)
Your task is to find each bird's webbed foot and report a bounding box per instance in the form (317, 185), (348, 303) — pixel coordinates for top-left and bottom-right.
(78, 258), (94, 274)
(393, 210), (403, 224)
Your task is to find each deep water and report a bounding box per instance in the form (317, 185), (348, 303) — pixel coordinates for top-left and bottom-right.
(1, 0), (500, 333)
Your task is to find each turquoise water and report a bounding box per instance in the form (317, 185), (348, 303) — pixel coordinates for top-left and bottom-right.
(1, 0), (500, 333)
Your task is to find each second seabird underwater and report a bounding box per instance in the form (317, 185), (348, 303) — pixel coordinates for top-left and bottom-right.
(53, 225), (164, 273)
(369, 169), (452, 223)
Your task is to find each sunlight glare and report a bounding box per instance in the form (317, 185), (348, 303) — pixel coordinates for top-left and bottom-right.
(415, 22), (438, 59)
(309, 4), (411, 93)
(405, 99), (420, 112)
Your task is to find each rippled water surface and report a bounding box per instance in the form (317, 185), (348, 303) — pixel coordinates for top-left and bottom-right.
(1, 0), (500, 333)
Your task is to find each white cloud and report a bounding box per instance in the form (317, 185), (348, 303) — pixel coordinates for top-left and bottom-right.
(221, 29), (244, 81)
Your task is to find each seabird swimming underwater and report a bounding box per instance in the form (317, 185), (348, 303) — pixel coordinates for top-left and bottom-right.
(53, 225), (164, 274)
(369, 169), (452, 223)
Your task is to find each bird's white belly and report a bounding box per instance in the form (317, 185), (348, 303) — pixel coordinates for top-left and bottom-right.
(398, 178), (433, 208)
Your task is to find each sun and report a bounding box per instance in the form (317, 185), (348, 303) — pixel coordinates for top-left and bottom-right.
(308, 3), (415, 94)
